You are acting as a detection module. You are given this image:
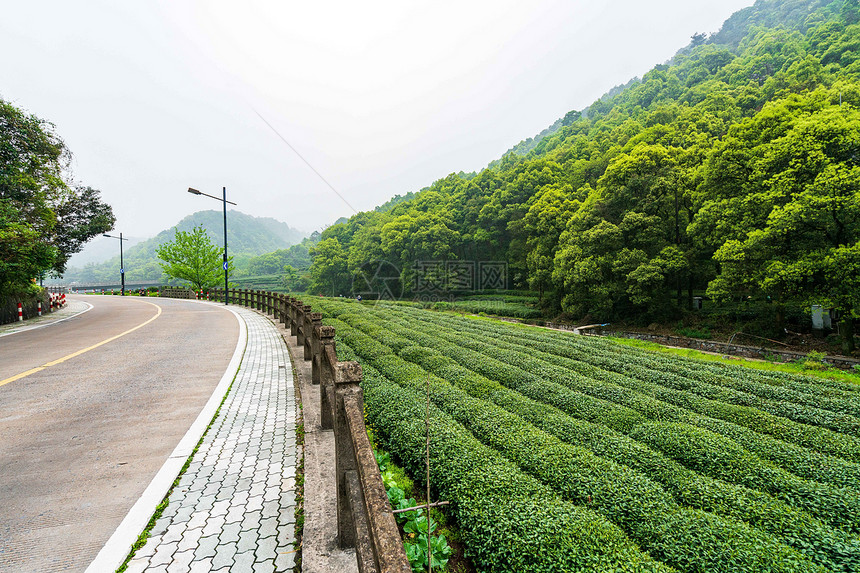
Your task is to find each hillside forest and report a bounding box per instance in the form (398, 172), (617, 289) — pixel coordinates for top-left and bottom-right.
(308, 0), (860, 353)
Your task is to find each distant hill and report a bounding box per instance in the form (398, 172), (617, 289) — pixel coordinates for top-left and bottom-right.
(58, 210), (305, 285)
(142, 210), (305, 256)
(66, 235), (147, 267)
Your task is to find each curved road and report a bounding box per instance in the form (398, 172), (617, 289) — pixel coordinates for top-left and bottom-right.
(0, 295), (240, 573)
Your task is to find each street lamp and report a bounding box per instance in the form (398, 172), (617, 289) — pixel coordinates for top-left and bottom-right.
(103, 232), (129, 296)
(187, 187), (236, 305)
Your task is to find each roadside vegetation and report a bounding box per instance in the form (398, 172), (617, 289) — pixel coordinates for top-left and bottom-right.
(0, 98), (114, 321)
(311, 297), (860, 572)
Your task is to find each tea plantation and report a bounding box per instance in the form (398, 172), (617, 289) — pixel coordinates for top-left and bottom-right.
(312, 298), (860, 573)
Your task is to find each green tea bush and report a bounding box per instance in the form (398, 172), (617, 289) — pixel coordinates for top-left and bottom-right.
(311, 299), (860, 571)
(394, 344), (860, 572)
(333, 317), (821, 572)
(334, 340), (671, 572)
(395, 308), (860, 490)
(629, 422), (860, 535)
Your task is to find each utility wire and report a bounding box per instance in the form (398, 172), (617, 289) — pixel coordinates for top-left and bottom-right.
(252, 109), (358, 214)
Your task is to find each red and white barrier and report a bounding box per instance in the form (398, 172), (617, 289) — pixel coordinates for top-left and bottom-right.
(37, 301), (42, 316)
(17, 302), (23, 321)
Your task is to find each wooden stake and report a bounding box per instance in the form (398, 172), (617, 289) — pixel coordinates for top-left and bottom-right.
(426, 376), (432, 573)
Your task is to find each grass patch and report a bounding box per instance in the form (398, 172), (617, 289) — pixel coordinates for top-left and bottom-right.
(293, 365), (305, 573)
(293, 421), (305, 573)
(608, 336), (860, 386)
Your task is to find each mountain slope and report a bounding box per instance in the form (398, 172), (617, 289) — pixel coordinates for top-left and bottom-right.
(308, 0), (860, 351)
(60, 210), (305, 284)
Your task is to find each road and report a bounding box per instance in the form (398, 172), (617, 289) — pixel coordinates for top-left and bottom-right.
(0, 295), (240, 573)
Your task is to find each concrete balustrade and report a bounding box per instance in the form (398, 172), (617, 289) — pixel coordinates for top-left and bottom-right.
(201, 288), (410, 573)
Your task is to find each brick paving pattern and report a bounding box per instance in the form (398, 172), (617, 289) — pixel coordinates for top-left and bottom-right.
(124, 308), (298, 573)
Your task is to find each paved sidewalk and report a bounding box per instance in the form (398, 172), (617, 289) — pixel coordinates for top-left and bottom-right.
(124, 307), (299, 573)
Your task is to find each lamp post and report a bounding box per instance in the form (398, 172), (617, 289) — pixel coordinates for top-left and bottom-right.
(187, 187), (236, 305)
(103, 232), (129, 296)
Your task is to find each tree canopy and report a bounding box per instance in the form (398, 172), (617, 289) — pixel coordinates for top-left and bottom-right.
(156, 225), (234, 291)
(0, 99), (114, 296)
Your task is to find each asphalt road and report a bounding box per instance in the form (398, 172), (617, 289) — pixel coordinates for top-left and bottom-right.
(0, 295), (240, 573)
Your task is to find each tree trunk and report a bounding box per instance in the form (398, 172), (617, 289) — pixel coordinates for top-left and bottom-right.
(841, 318), (856, 355)
(687, 276), (694, 310)
(775, 303), (785, 333)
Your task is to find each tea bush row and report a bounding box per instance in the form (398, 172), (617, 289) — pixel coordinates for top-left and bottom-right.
(327, 315), (820, 573)
(385, 306), (860, 490)
(325, 323), (671, 573)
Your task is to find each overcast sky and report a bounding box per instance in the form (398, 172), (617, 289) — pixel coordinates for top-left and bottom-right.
(2, 0), (754, 239)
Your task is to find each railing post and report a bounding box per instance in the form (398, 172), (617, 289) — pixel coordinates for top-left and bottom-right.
(280, 295), (288, 327)
(334, 361), (363, 549)
(290, 298), (299, 337)
(318, 326), (336, 429)
(297, 304), (311, 350)
(305, 313), (321, 360)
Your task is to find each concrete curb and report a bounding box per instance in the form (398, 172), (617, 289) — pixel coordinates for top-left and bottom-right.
(85, 301), (248, 573)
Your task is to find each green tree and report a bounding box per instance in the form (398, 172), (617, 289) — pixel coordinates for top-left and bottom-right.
(0, 202), (56, 294)
(519, 185), (580, 305)
(842, 0), (860, 26)
(706, 102), (860, 350)
(0, 99), (114, 295)
(280, 264), (311, 292)
(156, 225), (233, 291)
(309, 237), (349, 295)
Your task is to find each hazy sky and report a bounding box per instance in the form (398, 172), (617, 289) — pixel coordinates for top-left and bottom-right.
(2, 0), (754, 238)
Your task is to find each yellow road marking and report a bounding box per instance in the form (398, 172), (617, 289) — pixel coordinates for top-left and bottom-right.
(0, 301), (163, 388)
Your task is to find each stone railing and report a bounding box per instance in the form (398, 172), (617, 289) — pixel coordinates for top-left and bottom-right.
(159, 287), (199, 300)
(212, 289), (410, 573)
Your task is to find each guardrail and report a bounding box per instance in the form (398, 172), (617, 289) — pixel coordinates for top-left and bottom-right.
(198, 289), (410, 573)
(159, 287), (199, 300)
